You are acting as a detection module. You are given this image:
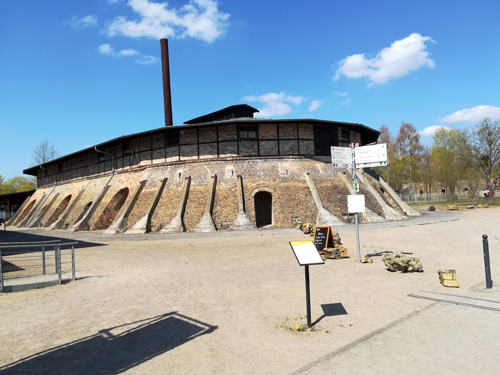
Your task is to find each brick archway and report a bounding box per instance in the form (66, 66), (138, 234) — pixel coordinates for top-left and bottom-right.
(254, 191), (273, 227)
(13, 199), (36, 225)
(91, 188), (129, 230)
(44, 195), (72, 227)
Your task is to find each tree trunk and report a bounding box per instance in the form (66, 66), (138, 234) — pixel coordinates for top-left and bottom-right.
(485, 176), (494, 201)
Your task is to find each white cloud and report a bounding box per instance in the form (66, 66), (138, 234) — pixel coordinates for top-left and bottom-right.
(99, 44), (140, 57)
(99, 44), (113, 54)
(105, 0), (230, 43)
(333, 33), (436, 86)
(419, 125), (451, 137)
(341, 98), (351, 106)
(439, 105), (500, 124)
(309, 100), (323, 112)
(70, 15), (98, 28)
(119, 48), (140, 56)
(136, 55), (158, 64)
(334, 91), (348, 96)
(108, 0), (123, 3)
(243, 92), (306, 118)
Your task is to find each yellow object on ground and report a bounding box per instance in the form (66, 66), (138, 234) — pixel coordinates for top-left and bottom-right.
(438, 269), (459, 287)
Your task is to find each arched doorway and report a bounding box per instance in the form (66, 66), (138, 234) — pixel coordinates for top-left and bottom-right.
(44, 195), (72, 227)
(13, 199), (36, 225)
(91, 188), (129, 230)
(254, 191), (273, 227)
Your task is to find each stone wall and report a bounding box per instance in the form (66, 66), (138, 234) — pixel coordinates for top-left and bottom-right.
(18, 156), (409, 233)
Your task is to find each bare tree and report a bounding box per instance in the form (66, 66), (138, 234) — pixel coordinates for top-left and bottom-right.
(32, 140), (60, 165)
(395, 122), (424, 193)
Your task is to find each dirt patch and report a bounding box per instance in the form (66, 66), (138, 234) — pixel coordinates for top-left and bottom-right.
(1, 209), (499, 374)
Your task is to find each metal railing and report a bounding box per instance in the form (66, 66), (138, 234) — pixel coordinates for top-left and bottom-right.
(0, 240), (78, 292)
(399, 191), (484, 204)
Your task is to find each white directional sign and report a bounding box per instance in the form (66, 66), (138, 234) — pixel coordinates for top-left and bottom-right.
(331, 146), (353, 168)
(354, 143), (387, 165)
(356, 161), (389, 168)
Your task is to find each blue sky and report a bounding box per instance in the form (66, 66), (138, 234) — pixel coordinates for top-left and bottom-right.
(1, 0), (499, 179)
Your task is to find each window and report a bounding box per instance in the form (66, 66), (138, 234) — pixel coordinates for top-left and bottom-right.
(314, 126), (338, 156)
(123, 144), (130, 156)
(167, 132), (179, 146)
(98, 155), (105, 163)
(239, 126), (257, 139)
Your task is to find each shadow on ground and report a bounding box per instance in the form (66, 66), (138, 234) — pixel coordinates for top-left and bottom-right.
(0, 230), (105, 251)
(312, 303), (348, 326)
(0, 312), (217, 375)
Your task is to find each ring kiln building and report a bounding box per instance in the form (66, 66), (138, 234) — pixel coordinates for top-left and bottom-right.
(9, 40), (419, 233)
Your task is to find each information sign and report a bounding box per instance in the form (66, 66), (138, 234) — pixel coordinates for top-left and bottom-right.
(348, 195), (366, 213)
(356, 161), (388, 168)
(289, 241), (325, 266)
(331, 147), (353, 168)
(354, 144), (387, 165)
(313, 226), (336, 251)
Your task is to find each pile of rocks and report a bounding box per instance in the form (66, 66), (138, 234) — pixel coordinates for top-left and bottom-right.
(382, 253), (423, 272)
(300, 222), (315, 234)
(323, 231), (349, 259)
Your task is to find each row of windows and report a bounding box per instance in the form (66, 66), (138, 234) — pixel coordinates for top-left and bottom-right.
(53, 125), (360, 168)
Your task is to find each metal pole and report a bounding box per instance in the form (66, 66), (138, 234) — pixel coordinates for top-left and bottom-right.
(355, 213), (361, 262)
(351, 143), (361, 262)
(305, 265), (312, 328)
(42, 246), (46, 275)
(0, 250), (3, 292)
(71, 245), (75, 282)
(54, 245), (57, 274)
(57, 246), (62, 285)
(482, 235), (493, 289)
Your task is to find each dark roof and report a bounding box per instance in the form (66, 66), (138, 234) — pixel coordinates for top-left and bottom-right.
(184, 104), (259, 124)
(23, 113), (379, 176)
(0, 189), (35, 200)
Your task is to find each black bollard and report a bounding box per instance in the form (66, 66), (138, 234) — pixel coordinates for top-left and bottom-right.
(482, 234), (493, 289)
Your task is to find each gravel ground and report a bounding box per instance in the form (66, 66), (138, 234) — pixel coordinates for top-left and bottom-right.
(0, 209), (498, 374)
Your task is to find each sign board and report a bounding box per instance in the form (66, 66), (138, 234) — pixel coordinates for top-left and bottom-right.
(331, 147), (353, 168)
(313, 226), (336, 251)
(0, 212), (6, 220)
(289, 241), (325, 266)
(356, 161), (388, 168)
(354, 144), (387, 165)
(348, 195), (366, 213)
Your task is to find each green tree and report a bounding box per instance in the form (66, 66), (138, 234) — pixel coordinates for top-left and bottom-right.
(431, 128), (463, 200)
(419, 147), (434, 194)
(461, 118), (500, 200)
(0, 176), (36, 194)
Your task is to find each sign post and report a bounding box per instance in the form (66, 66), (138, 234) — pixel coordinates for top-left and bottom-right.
(348, 195), (365, 262)
(332, 143), (388, 262)
(289, 241), (325, 327)
(351, 143), (361, 262)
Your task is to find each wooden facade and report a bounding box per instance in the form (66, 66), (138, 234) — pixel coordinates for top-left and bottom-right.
(25, 119), (378, 188)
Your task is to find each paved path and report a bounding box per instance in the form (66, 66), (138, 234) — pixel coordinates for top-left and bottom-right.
(293, 283), (500, 375)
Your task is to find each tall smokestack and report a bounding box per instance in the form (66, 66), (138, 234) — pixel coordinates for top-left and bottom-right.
(160, 38), (173, 126)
